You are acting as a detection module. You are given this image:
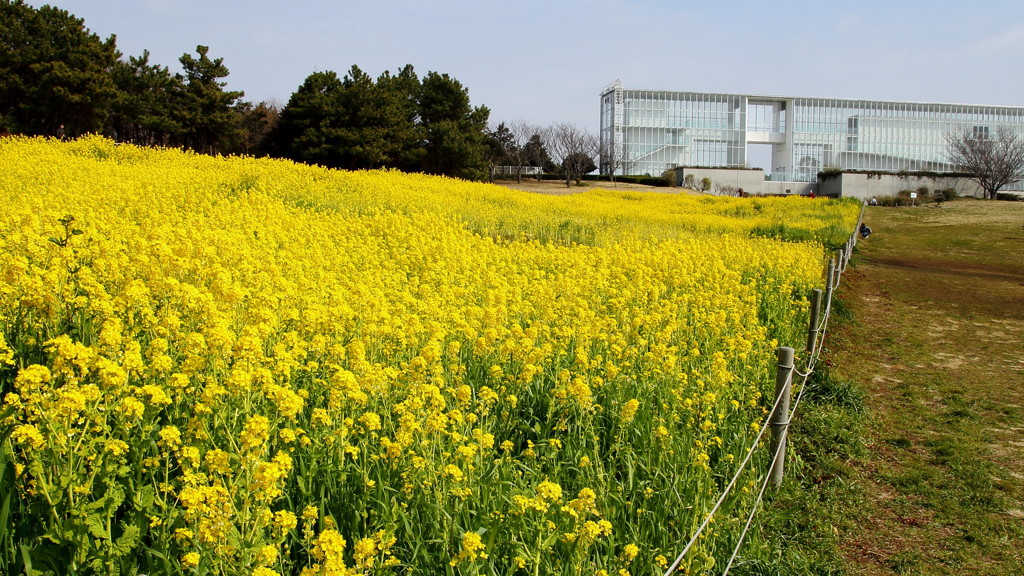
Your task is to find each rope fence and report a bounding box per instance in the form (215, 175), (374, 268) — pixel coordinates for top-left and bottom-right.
(664, 206), (865, 576)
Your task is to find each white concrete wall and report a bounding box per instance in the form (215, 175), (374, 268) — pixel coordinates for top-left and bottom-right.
(674, 167), (817, 196)
(671, 166), (988, 199)
(819, 173), (985, 200)
(677, 167), (765, 194)
(763, 181), (817, 196)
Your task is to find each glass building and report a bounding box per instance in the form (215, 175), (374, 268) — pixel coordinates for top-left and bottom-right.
(599, 80), (1024, 182)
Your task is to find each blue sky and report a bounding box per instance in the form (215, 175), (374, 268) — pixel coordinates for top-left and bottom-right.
(33, 0), (1024, 153)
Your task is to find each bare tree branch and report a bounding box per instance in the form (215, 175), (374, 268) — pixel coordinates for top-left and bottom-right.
(546, 123), (598, 188)
(945, 125), (1024, 199)
(507, 120), (539, 183)
(600, 137), (636, 182)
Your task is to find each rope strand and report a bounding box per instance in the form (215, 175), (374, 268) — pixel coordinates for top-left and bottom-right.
(662, 227), (857, 574)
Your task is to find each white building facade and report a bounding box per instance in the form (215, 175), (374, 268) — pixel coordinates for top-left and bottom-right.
(599, 81), (1024, 183)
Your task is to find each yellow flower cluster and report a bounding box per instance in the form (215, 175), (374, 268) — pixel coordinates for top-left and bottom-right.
(450, 531), (488, 566)
(0, 136), (859, 575)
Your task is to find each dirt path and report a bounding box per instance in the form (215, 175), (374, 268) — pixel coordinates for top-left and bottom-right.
(829, 200), (1024, 574)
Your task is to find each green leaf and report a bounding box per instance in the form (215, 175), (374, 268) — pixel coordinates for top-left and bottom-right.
(19, 544), (33, 574)
(104, 483), (125, 510)
(112, 524), (139, 556)
(85, 514), (107, 540)
(133, 485), (155, 510)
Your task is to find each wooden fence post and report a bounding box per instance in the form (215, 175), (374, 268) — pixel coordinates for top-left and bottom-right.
(825, 257), (836, 304)
(770, 346), (794, 490)
(806, 289), (822, 354)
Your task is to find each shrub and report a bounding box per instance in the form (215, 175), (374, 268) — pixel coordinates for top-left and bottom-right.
(819, 166), (843, 181)
(660, 169), (677, 187)
(615, 175), (671, 187)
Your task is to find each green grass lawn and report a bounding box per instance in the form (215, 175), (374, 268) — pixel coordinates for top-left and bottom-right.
(753, 198), (1024, 575)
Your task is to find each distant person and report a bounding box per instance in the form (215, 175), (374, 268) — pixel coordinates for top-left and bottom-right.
(56, 124), (65, 139)
(859, 222), (872, 239)
(808, 191), (816, 199)
(870, 196), (878, 206)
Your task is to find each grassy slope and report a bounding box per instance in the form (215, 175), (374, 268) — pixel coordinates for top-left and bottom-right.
(833, 199), (1024, 574)
(755, 198), (1024, 575)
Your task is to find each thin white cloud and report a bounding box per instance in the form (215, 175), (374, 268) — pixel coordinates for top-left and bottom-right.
(969, 24), (1024, 53)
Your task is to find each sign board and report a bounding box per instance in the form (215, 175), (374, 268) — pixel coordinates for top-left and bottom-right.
(910, 192), (918, 198)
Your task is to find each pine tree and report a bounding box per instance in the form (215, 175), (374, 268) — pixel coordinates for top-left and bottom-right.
(418, 72), (490, 180)
(177, 45), (243, 154)
(268, 71), (344, 167)
(110, 50), (183, 145)
(0, 1), (119, 136)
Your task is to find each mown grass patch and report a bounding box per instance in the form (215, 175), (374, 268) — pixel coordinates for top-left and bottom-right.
(773, 199), (1024, 575)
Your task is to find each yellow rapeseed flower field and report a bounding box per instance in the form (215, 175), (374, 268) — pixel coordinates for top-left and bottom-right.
(0, 136), (859, 575)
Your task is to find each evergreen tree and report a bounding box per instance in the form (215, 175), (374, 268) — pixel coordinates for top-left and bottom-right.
(418, 72), (490, 180)
(268, 70), (344, 167)
(523, 133), (554, 180)
(0, 0), (119, 136)
(485, 122), (515, 181)
(374, 65), (424, 171)
(176, 45), (243, 154)
(272, 65), (491, 179)
(333, 64), (385, 169)
(110, 50), (183, 145)
(1, 2), (287, 154)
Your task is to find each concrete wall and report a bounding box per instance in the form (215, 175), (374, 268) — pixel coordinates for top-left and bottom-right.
(670, 166), (988, 199)
(763, 181), (817, 196)
(673, 166), (818, 196)
(675, 167), (766, 194)
(818, 173), (985, 200)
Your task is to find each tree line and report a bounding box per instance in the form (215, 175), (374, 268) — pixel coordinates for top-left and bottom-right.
(1, 1), (602, 182)
(486, 120), (599, 187)
(0, 2), (251, 154)
(268, 65), (490, 180)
